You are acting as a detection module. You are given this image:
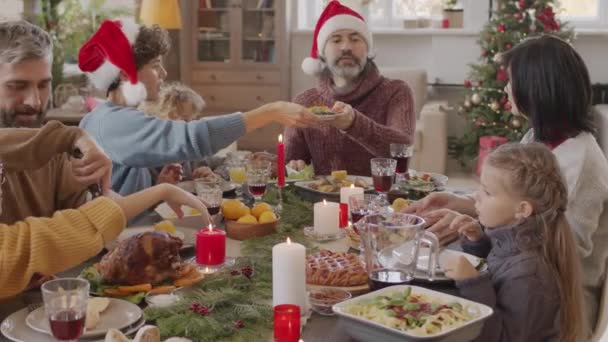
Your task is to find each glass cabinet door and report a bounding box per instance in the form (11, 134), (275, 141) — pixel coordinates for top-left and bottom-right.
(240, 0), (276, 64)
(197, 0), (232, 63)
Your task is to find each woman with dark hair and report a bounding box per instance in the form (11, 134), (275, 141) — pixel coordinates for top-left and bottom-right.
(404, 35), (608, 336)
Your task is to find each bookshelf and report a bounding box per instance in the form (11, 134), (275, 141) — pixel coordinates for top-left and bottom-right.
(180, 0), (288, 149)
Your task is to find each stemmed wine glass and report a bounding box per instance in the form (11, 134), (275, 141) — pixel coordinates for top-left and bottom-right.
(227, 160), (247, 198)
(246, 159), (271, 203)
(41, 278), (89, 342)
(195, 179), (223, 224)
(370, 158), (397, 205)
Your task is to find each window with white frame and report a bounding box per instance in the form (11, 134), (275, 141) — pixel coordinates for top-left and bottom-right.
(297, 0), (445, 30)
(556, 0), (608, 28)
(0, 0), (24, 21)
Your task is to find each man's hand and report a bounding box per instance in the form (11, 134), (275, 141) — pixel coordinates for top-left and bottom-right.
(71, 132), (113, 194)
(157, 164), (183, 185)
(329, 101), (355, 130)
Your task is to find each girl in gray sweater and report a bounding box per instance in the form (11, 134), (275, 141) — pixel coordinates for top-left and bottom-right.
(441, 143), (585, 342)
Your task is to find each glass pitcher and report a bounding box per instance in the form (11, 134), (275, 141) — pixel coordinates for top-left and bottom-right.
(357, 213), (439, 290)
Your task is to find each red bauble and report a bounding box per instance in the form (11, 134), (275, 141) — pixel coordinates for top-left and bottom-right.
(500, 96), (508, 105)
(497, 24), (506, 33)
(505, 44), (512, 50)
(514, 12), (523, 20)
(496, 68), (508, 82)
(464, 80), (472, 88)
(504, 102), (512, 111)
(482, 50), (489, 57)
(518, 1), (526, 9)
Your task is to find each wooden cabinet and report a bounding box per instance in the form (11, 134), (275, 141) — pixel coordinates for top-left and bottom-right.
(179, 0), (289, 116)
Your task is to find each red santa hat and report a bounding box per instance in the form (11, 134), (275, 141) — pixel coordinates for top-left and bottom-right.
(78, 19), (146, 106)
(301, 0), (373, 76)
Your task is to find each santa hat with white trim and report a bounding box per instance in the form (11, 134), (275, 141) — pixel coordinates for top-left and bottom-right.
(301, 0), (373, 76)
(78, 19), (147, 106)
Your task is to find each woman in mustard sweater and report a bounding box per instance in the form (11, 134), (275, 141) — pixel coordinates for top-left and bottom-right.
(0, 123), (210, 300)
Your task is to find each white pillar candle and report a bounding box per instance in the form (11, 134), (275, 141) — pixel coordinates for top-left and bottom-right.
(272, 237), (306, 310)
(340, 184), (364, 204)
(314, 200), (340, 235)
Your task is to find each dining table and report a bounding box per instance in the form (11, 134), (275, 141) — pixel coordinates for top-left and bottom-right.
(0, 186), (472, 342)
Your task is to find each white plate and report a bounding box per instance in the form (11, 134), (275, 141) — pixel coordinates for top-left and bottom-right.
(2, 308), (145, 342)
(105, 226), (189, 250)
(25, 298), (142, 339)
(154, 202), (207, 219)
(294, 176), (374, 196)
(333, 285), (493, 342)
(392, 243), (481, 274)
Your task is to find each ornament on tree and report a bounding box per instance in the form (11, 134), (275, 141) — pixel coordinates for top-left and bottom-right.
(482, 50), (489, 57)
(511, 118), (522, 128)
(464, 100), (472, 108)
(478, 80), (483, 86)
(497, 24), (506, 33)
(517, 1), (526, 9)
(500, 96), (508, 104)
(504, 102), (513, 111)
(505, 43), (512, 50)
(471, 93), (482, 105)
(514, 12), (523, 20)
(496, 68), (508, 82)
(493, 53), (503, 63)
(475, 118), (486, 127)
(490, 102), (500, 111)
(464, 79), (472, 88)
(458, 105), (465, 113)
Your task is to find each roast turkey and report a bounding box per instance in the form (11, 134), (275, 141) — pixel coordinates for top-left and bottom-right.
(98, 231), (183, 285)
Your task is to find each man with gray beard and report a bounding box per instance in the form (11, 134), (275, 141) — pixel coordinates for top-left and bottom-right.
(285, 1), (415, 176)
(0, 21), (112, 223)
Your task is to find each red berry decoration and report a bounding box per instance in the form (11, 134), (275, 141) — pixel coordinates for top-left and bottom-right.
(464, 79), (472, 88)
(497, 24), (506, 33)
(189, 303), (211, 316)
(241, 266), (254, 279)
(230, 270), (240, 276)
(234, 320), (245, 329)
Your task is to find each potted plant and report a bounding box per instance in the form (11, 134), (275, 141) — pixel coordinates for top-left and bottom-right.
(442, 0), (463, 28)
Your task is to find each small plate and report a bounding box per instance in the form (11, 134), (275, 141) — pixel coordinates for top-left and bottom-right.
(303, 226), (346, 242)
(294, 176), (374, 196)
(2, 308), (145, 342)
(154, 202), (207, 219)
(25, 298), (142, 338)
(177, 180), (236, 195)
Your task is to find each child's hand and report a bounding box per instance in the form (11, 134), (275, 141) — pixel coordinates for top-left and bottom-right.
(158, 164), (183, 185)
(161, 184), (211, 224)
(441, 255), (479, 281)
(451, 215), (483, 242)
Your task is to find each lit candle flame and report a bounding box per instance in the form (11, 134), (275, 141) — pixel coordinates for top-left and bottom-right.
(350, 184), (354, 188)
(348, 221), (352, 227)
(323, 199), (327, 205)
(278, 134), (283, 143)
(287, 237), (291, 244)
(207, 224), (213, 232)
(204, 267), (210, 273)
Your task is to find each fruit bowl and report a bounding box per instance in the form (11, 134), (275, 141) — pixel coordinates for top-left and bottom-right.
(225, 216), (280, 240)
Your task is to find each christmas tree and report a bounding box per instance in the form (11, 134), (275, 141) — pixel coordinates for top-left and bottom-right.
(448, 0), (574, 166)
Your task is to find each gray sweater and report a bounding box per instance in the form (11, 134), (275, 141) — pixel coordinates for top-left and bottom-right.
(456, 220), (561, 342)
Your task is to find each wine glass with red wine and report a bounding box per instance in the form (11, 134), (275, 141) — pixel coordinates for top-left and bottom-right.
(246, 160), (271, 203)
(41, 278), (89, 342)
(195, 179), (223, 222)
(390, 143), (413, 181)
(348, 194), (382, 227)
(370, 158), (397, 204)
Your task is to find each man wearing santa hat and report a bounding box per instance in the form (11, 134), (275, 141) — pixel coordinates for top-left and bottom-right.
(78, 19), (319, 196)
(285, 0), (415, 176)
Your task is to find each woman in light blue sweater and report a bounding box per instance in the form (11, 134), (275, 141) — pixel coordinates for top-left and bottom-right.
(78, 20), (319, 195)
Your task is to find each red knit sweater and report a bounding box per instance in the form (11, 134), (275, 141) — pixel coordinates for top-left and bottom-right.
(285, 62), (416, 176)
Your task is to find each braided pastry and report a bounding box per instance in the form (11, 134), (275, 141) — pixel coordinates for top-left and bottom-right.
(306, 250), (367, 287)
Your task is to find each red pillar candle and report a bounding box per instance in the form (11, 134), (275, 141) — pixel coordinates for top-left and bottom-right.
(273, 304), (300, 342)
(277, 134), (285, 187)
(196, 225), (226, 266)
(339, 203), (348, 228)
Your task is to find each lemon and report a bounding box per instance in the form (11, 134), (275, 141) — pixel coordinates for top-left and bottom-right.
(392, 198), (410, 212)
(259, 211), (278, 224)
(251, 202), (273, 219)
(331, 170), (348, 181)
(222, 200), (247, 220)
(154, 220), (176, 235)
(237, 214), (258, 224)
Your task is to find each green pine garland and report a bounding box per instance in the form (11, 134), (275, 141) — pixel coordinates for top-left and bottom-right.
(449, 0), (575, 166)
(144, 187), (316, 341)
